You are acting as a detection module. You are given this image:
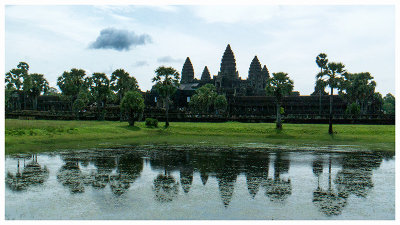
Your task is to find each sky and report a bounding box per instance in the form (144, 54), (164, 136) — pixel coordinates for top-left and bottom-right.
(4, 4), (396, 96)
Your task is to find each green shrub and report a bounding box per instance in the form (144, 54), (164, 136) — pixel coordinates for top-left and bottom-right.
(145, 118), (158, 128)
(345, 102), (361, 119)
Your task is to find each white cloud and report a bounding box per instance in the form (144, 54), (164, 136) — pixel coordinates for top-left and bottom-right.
(192, 5), (282, 24)
(5, 5), (395, 96)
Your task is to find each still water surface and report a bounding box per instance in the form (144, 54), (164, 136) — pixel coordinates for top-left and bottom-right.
(5, 146), (395, 220)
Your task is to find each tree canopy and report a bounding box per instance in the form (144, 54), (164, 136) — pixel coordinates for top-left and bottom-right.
(5, 62), (52, 110)
(152, 66), (180, 99)
(316, 55), (346, 134)
(383, 93), (395, 115)
(120, 90), (145, 126)
(110, 69), (139, 104)
(316, 53), (328, 72)
(88, 72), (110, 120)
(190, 84), (217, 113)
(266, 72), (294, 129)
(266, 72), (294, 102)
(317, 62), (346, 90)
(152, 66), (180, 127)
(57, 68), (88, 109)
(339, 72), (377, 114)
(189, 84), (228, 114)
(5, 62), (29, 91)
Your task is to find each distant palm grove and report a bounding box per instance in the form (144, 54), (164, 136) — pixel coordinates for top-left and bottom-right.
(5, 44), (395, 131)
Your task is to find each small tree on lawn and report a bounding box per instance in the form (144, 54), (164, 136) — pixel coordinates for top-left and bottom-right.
(317, 61), (346, 134)
(266, 72), (294, 130)
(120, 90), (145, 126)
(152, 66), (180, 128)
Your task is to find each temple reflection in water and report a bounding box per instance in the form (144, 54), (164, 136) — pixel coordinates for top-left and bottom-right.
(5, 147), (394, 218)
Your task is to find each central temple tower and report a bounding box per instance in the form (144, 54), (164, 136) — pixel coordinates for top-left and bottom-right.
(215, 44), (240, 94)
(181, 57), (195, 84)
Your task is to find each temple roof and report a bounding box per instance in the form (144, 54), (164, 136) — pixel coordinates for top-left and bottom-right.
(181, 57), (194, 84)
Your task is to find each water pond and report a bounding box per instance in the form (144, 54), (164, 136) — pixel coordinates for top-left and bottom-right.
(5, 145), (395, 220)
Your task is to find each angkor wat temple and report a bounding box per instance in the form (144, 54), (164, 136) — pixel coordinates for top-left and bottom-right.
(144, 44), (386, 123)
(6, 44), (391, 124)
(179, 44), (270, 97)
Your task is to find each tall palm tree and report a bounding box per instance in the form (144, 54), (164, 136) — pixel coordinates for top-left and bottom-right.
(266, 72), (294, 130)
(317, 62), (346, 134)
(110, 69), (139, 104)
(152, 66), (180, 128)
(315, 53), (329, 115)
(316, 53), (328, 73)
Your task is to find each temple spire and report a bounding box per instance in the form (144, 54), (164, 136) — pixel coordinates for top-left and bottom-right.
(219, 44), (238, 79)
(248, 56), (262, 81)
(262, 65), (270, 79)
(201, 66), (211, 82)
(181, 57), (194, 84)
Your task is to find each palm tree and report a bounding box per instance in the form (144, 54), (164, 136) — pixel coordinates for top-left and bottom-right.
(266, 72), (294, 129)
(317, 62), (346, 134)
(316, 53), (328, 73)
(110, 69), (139, 104)
(315, 53), (329, 115)
(152, 66), (180, 127)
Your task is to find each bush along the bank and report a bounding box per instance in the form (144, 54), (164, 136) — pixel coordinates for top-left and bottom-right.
(145, 118), (158, 128)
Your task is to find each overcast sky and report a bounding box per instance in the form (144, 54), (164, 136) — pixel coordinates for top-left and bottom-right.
(5, 5), (395, 96)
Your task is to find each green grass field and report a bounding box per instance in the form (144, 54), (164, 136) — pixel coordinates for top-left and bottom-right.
(4, 119), (395, 154)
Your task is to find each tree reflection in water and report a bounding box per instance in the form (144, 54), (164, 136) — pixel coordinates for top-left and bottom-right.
(312, 152), (389, 217)
(153, 173), (179, 203)
(91, 155), (116, 189)
(264, 152), (292, 202)
(312, 156), (323, 189)
(312, 156), (347, 216)
(110, 153), (143, 196)
(6, 154), (49, 191)
(334, 153), (382, 198)
(56, 151), (144, 195)
(6, 147), (392, 218)
(150, 148), (182, 203)
(57, 155), (89, 193)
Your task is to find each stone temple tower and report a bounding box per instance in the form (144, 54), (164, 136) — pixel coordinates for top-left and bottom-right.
(216, 44), (239, 93)
(181, 57), (194, 84)
(248, 56), (263, 89)
(219, 44), (239, 80)
(200, 66), (211, 82)
(261, 65), (270, 89)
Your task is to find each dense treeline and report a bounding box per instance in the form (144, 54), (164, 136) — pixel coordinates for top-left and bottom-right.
(5, 54), (395, 130)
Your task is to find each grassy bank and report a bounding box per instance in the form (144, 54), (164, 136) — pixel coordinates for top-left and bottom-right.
(4, 119), (395, 154)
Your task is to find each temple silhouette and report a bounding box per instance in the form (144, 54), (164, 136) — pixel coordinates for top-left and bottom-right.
(144, 44), (385, 123)
(180, 44), (270, 97)
(6, 44), (390, 123)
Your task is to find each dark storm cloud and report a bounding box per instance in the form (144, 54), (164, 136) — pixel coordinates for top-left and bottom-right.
(89, 28), (151, 51)
(157, 56), (182, 63)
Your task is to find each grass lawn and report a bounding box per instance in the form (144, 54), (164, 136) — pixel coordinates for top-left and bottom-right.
(4, 119), (395, 154)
